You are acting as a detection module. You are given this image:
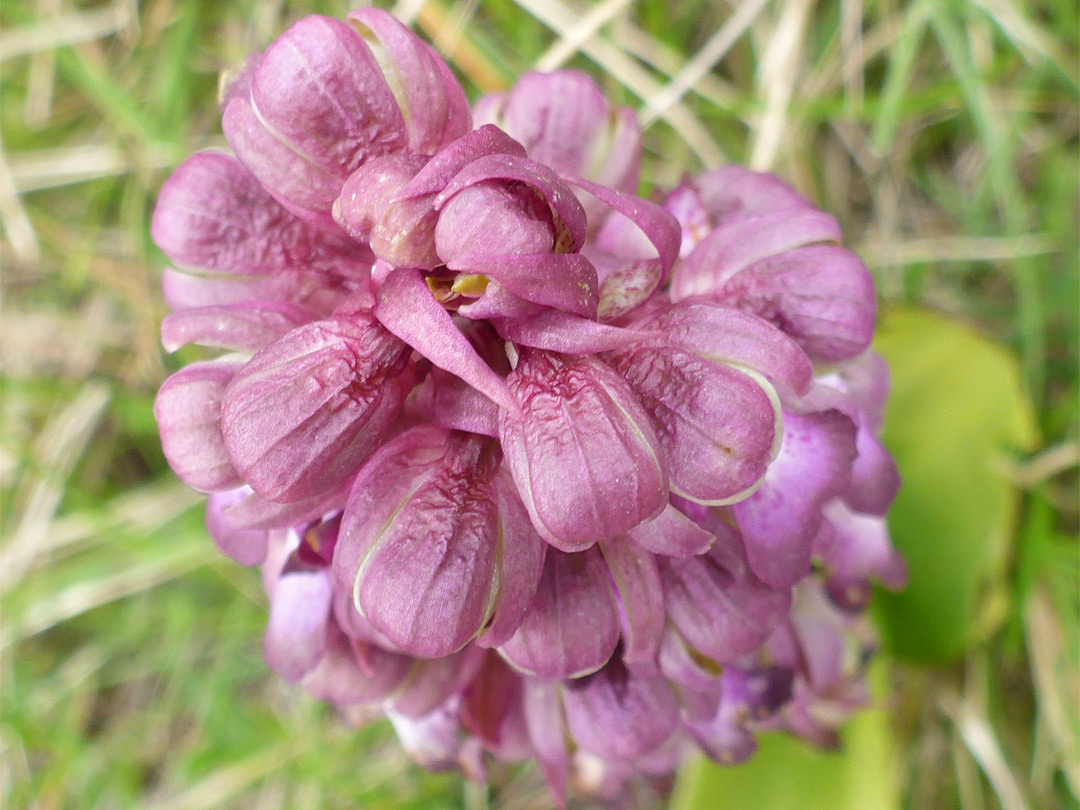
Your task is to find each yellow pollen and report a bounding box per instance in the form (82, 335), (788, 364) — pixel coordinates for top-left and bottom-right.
(451, 274), (490, 296)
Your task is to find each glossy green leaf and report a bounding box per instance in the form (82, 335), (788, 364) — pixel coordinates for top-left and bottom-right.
(873, 307), (1038, 661)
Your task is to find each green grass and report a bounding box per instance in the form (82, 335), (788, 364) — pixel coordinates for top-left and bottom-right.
(1, 1), (1076, 808)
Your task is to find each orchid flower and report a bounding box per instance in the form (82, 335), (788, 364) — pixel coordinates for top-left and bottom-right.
(152, 9), (905, 806)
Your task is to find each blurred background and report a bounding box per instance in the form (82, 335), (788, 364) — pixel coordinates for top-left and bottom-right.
(1, 0), (1076, 808)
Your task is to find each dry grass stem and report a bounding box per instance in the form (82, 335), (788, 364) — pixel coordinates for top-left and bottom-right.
(534, 0), (635, 72)
(3, 382), (111, 590)
(856, 233), (1059, 267)
(0, 3), (132, 60)
(640, 0), (770, 125)
(1024, 587), (1080, 799)
(509, 0), (724, 166)
(750, 0), (811, 170)
(0, 143), (40, 262)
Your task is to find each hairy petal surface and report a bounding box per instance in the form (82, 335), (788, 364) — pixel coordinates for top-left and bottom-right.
(152, 151), (367, 277)
(346, 7), (470, 153)
(609, 346), (778, 505)
(336, 427), (503, 658)
(220, 314), (408, 502)
(499, 350), (667, 549)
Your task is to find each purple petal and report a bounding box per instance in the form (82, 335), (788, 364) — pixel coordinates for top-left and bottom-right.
(663, 183), (712, 257)
(499, 547), (620, 679)
(567, 178), (681, 279)
(222, 97), (345, 221)
(704, 244), (877, 362)
(498, 350), (667, 550)
(599, 538), (664, 665)
(302, 623), (413, 705)
(671, 209), (842, 300)
(339, 427), (502, 658)
(218, 481), (349, 532)
(456, 280), (542, 321)
(477, 471), (548, 648)
(398, 124), (527, 200)
(600, 107), (644, 194)
(562, 658), (679, 761)
(846, 426), (901, 514)
(250, 16), (406, 181)
(161, 301), (313, 353)
(389, 645), (486, 717)
(688, 165), (813, 226)
(436, 153), (586, 253)
(345, 8), (470, 153)
(331, 585), (398, 648)
(263, 569), (332, 682)
(732, 409), (857, 588)
(435, 180), (556, 262)
(374, 267), (519, 415)
(446, 252), (598, 318)
(205, 487), (268, 566)
(657, 627), (722, 720)
(218, 51), (260, 111)
(635, 301), (814, 395)
(626, 502), (715, 557)
(828, 351), (891, 429)
(220, 314), (409, 502)
(597, 259), (664, 321)
(152, 151), (367, 276)
(333, 153), (439, 268)
(682, 664), (793, 766)
(387, 705), (463, 770)
(493, 309), (648, 354)
(416, 367), (500, 437)
(721, 665), (795, 721)
(154, 360), (241, 493)
(659, 541), (792, 664)
(524, 681), (570, 808)
(481, 71), (643, 198)
(161, 267), (349, 315)
(460, 653), (528, 754)
(609, 346), (779, 504)
(815, 499), (908, 610)
(498, 71), (608, 176)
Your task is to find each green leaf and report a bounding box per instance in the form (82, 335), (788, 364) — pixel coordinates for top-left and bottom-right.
(873, 307), (1038, 661)
(672, 660), (899, 810)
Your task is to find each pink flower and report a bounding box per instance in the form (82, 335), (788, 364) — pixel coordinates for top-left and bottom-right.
(151, 10), (904, 806)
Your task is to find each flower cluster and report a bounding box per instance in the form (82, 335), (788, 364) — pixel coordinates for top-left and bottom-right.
(152, 9), (904, 805)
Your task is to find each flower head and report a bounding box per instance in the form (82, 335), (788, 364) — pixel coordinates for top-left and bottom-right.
(153, 10), (903, 807)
